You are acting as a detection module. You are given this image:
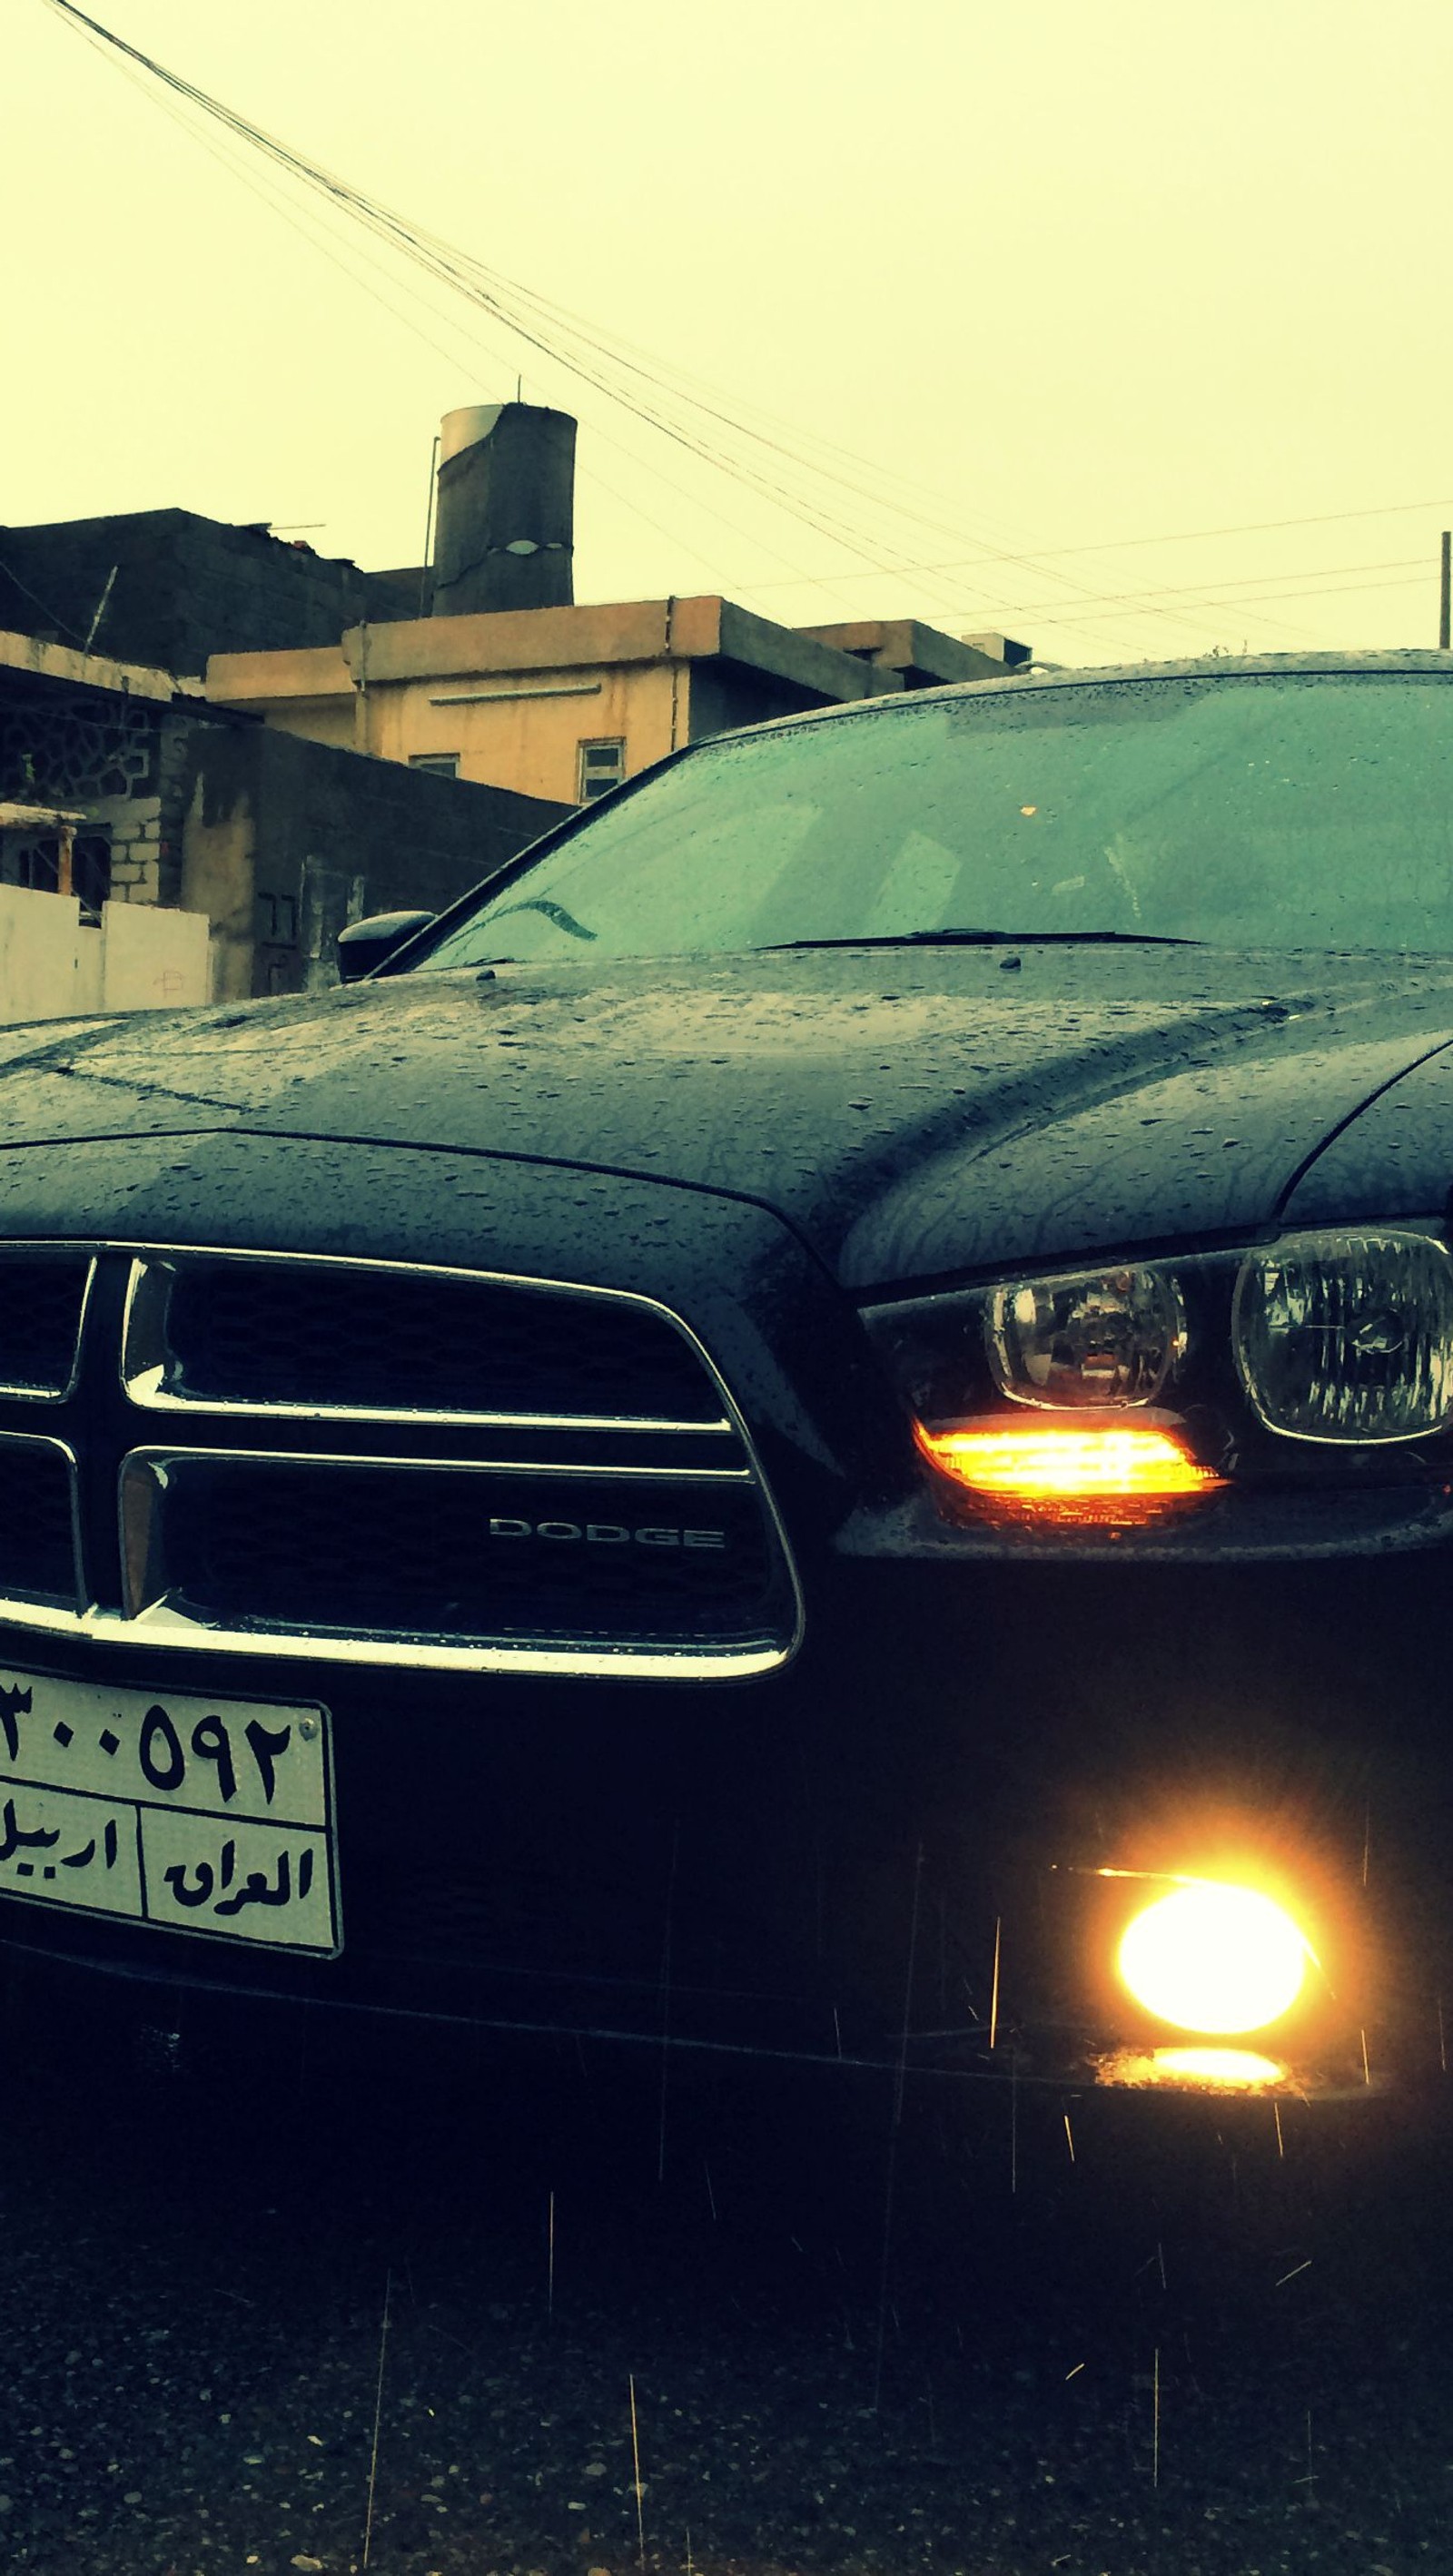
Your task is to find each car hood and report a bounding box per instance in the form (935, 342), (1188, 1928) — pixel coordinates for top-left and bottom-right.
(2, 947), (1451, 1293)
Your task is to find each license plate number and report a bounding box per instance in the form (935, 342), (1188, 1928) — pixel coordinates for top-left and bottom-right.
(0, 1665), (340, 1955)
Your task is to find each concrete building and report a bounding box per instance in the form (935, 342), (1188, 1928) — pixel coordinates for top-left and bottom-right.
(799, 619), (1033, 688)
(205, 594), (943, 809)
(0, 627), (567, 1008)
(0, 509), (422, 676)
(201, 404), (1030, 807)
(0, 403), (1032, 971)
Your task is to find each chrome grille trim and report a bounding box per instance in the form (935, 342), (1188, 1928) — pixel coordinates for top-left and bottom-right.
(124, 1446), (756, 1491)
(64, 1601), (794, 1683)
(0, 1239), (804, 1678)
(121, 1370), (736, 1439)
(120, 1249), (736, 1434)
(115, 1443), (790, 1673)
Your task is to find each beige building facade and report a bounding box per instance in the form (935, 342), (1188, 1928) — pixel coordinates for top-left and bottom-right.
(206, 597), (1017, 810)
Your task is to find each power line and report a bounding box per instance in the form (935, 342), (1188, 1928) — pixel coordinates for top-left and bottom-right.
(914, 553), (1430, 624)
(39, 0), (1428, 663)
(39, 0), (1224, 656)
(1025, 567), (1433, 633)
(43, 1), (942, 579)
(0, 549), (90, 648)
(1030, 497), (1453, 560)
(99, 55), (810, 616)
(746, 502), (1453, 590)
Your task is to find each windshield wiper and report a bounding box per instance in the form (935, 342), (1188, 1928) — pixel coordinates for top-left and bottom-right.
(763, 928), (1203, 950)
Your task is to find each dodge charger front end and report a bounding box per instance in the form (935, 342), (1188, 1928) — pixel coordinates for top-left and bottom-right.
(2, 649), (1452, 2104)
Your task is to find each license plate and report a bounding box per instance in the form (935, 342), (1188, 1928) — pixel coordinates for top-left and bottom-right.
(0, 1664), (340, 1956)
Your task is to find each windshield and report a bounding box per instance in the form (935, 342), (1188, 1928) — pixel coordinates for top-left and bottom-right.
(412, 669), (1453, 969)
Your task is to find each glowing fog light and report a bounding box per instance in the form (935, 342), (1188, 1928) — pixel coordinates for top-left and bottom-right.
(1117, 1881), (1310, 2035)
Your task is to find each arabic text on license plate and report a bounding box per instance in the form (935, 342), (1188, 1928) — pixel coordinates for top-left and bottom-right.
(0, 1666), (339, 1954)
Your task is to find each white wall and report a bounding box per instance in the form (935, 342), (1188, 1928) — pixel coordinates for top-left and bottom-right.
(0, 886), (213, 1024)
(0, 883), (93, 1023)
(98, 900), (211, 1012)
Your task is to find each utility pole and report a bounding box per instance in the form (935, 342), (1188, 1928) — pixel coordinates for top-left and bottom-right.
(1441, 531), (1450, 649)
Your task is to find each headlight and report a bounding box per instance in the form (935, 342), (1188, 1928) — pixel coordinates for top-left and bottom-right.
(865, 1221), (1453, 1466)
(1232, 1229), (1453, 1442)
(986, 1264), (1187, 1408)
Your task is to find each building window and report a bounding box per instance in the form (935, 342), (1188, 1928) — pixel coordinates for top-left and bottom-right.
(0, 829), (112, 919)
(409, 753), (461, 779)
(256, 892), (298, 944)
(578, 738), (626, 801)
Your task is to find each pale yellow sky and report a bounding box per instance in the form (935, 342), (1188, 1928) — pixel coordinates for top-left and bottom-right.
(8, 0), (1453, 665)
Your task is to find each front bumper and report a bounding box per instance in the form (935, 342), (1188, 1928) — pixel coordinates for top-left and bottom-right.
(1, 1547), (1448, 2100)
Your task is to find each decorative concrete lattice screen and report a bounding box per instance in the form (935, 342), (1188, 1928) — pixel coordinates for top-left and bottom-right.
(0, 694), (156, 806)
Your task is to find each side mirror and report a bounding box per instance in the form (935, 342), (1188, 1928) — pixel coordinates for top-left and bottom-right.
(335, 910), (437, 982)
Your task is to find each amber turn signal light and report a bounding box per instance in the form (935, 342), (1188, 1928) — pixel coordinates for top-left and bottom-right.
(1097, 2045), (1289, 2092)
(914, 1417), (1225, 1523)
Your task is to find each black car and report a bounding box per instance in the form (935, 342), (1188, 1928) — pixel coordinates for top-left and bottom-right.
(3, 648), (1453, 2104)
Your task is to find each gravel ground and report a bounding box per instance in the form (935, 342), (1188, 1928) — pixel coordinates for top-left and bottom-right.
(1, 1957), (1450, 2576)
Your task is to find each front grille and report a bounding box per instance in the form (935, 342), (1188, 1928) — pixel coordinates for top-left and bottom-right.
(126, 1255), (727, 1425)
(125, 1455), (782, 1649)
(0, 1241), (800, 1676)
(0, 1438), (76, 1604)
